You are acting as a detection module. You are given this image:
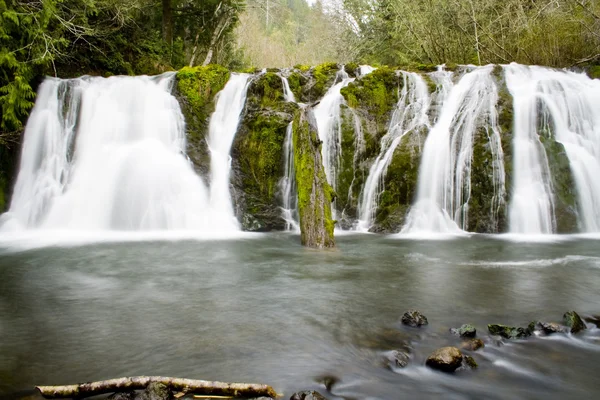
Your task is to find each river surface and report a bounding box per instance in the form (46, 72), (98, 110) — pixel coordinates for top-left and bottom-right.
(1, 233), (599, 399)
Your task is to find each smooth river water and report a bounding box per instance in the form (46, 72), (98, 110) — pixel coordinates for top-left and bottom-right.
(1, 233), (600, 399)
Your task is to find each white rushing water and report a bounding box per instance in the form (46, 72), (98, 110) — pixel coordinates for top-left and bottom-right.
(207, 73), (251, 229)
(402, 65), (506, 234)
(278, 75), (299, 231)
(3, 73), (250, 234)
(505, 63), (600, 233)
(314, 67), (354, 220)
(357, 71), (431, 230)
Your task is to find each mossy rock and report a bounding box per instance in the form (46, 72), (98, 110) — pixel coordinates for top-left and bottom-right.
(563, 311), (587, 334)
(487, 324), (531, 339)
(176, 65), (230, 176)
(370, 132), (422, 233)
(539, 135), (578, 233)
(293, 108), (335, 248)
(340, 66), (400, 138)
(231, 73), (298, 231)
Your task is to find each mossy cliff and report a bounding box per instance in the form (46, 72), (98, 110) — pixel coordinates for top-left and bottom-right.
(370, 132), (423, 233)
(176, 65), (230, 176)
(287, 62), (341, 103)
(293, 107), (335, 248)
(231, 72), (298, 231)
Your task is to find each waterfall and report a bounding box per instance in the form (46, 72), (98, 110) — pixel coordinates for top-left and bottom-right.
(402, 65), (505, 234)
(279, 123), (299, 231)
(358, 65), (376, 77)
(207, 73), (251, 229)
(505, 63), (600, 233)
(4, 73), (249, 233)
(357, 71), (431, 231)
(313, 68), (354, 220)
(278, 75), (299, 231)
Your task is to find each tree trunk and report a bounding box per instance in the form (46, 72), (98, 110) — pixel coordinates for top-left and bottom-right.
(202, 14), (232, 66)
(162, 0), (173, 45)
(36, 376), (277, 399)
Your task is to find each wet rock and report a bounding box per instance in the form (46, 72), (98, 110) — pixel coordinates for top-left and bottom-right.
(462, 355), (478, 369)
(563, 311), (587, 333)
(537, 321), (569, 335)
(461, 338), (485, 351)
(290, 390), (328, 400)
(136, 383), (173, 400)
(584, 315), (600, 328)
(383, 350), (410, 369)
(450, 324), (476, 338)
(108, 392), (136, 400)
(425, 346), (463, 373)
(401, 310), (428, 327)
(487, 324), (531, 339)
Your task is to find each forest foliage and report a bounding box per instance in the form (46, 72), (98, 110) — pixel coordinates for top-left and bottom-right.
(0, 0), (599, 143)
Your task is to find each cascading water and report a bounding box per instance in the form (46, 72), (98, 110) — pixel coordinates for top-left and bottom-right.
(3, 72), (250, 234)
(505, 63), (600, 234)
(402, 65), (506, 234)
(357, 71), (431, 231)
(278, 75), (299, 231)
(314, 67), (354, 220)
(207, 73), (251, 229)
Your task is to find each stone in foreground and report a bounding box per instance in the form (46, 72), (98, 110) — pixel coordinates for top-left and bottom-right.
(487, 324), (531, 339)
(401, 310), (428, 327)
(450, 324), (476, 338)
(461, 338), (485, 351)
(563, 311), (587, 333)
(384, 350), (410, 369)
(425, 347), (463, 373)
(290, 390), (328, 400)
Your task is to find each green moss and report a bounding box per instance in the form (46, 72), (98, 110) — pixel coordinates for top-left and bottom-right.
(539, 134), (578, 232)
(345, 62), (359, 77)
(587, 65), (600, 79)
(294, 64), (311, 73)
(335, 106), (358, 221)
(286, 72), (306, 102)
(293, 110), (335, 247)
(468, 126), (507, 233)
(246, 72), (285, 110)
(311, 62), (340, 100)
(176, 65), (230, 175)
(176, 65), (230, 140)
(372, 133), (422, 232)
(340, 66), (400, 137)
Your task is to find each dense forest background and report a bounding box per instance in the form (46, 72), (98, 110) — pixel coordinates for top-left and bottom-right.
(0, 0), (599, 169)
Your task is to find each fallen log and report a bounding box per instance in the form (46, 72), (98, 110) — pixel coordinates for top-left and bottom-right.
(36, 376), (278, 399)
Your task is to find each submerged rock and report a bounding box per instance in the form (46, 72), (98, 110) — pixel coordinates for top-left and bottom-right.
(461, 338), (485, 351)
(487, 324), (531, 339)
(535, 321), (570, 335)
(462, 355), (478, 369)
(584, 315), (600, 328)
(383, 349), (410, 369)
(290, 390), (328, 400)
(450, 324), (476, 338)
(425, 346), (463, 373)
(401, 310), (429, 327)
(563, 311), (587, 333)
(136, 383), (173, 400)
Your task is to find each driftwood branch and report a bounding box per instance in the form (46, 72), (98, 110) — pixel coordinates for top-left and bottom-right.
(36, 376), (278, 399)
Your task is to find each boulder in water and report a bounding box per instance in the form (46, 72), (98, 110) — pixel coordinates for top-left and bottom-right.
(487, 324), (531, 339)
(462, 355), (478, 369)
(450, 324), (476, 338)
(535, 321), (569, 335)
(383, 350), (410, 369)
(401, 310), (428, 327)
(563, 311), (587, 333)
(290, 390), (328, 400)
(136, 383), (173, 400)
(425, 347), (463, 372)
(584, 315), (600, 328)
(461, 338), (485, 351)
